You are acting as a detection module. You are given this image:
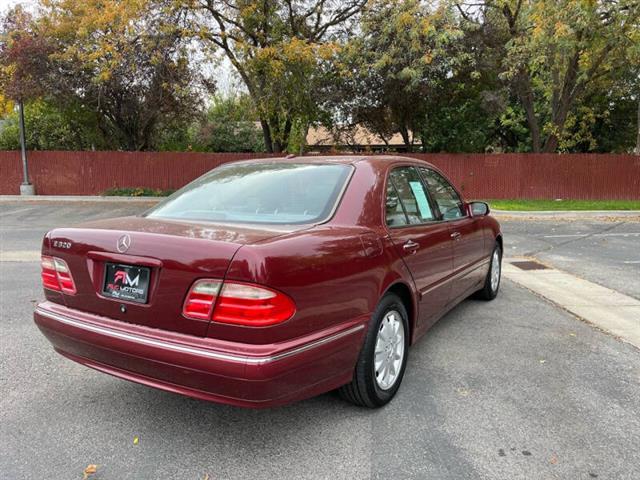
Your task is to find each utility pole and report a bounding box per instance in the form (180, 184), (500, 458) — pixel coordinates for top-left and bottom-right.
(18, 100), (35, 195)
(636, 100), (639, 155)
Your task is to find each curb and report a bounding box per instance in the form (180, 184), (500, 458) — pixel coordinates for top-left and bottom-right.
(503, 258), (640, 349)
(0, 195), (162, 203)
(492, 209), (640, 218)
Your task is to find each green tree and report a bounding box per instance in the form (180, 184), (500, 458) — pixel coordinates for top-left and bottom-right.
(456, 0), (640, 152)
(0, 98), (108, 150)
(182, 0), (366, 153)
(194, 94), (265, 152)
(330, 0), (468, 152)
(0, 94), (13, 116)
(0, 4), (53, 186)
(0, 5), (51, 103)
(420, 5), (535, 153)
(39, 0), (211, 150)
(156, 94), (266, 152)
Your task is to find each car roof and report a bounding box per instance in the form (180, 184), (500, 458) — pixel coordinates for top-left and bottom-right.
(233, 155), (436, 169)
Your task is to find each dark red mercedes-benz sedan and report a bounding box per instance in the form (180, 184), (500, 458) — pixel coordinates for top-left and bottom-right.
(34, 156), (502, 408)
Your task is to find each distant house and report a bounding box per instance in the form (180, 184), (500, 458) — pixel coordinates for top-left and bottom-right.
(306, 125), (421, 153)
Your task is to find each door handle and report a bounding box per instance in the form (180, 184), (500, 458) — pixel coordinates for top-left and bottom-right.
(450, 231), (461, 240)
(403, 240), (420, 254)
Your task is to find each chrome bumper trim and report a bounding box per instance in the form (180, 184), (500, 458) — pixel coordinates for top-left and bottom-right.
(35, 307), (365, 365)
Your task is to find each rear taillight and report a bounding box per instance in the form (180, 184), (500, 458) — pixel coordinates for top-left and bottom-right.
(183, 280), (222, 320)
(182, 280), (296, 326)
(41, 256), (59, 291)
(41, 255), (76, 295)
(214, 282), (296, 326)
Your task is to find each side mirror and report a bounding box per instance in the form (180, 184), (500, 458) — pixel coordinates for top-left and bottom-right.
(469, 201), (490, 216)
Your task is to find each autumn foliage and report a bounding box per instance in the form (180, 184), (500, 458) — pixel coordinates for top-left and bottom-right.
(0, 0), (638, 153)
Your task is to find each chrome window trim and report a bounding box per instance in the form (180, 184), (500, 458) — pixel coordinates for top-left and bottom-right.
(418, 166), (469, 222)
(384, 165), (441, 229)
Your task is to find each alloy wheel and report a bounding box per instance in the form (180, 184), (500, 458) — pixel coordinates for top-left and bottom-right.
(490, 248), (501, 292)
(374, 310), (405, 390)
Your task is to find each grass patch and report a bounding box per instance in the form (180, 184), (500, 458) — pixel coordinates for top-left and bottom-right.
(484, 199), (640, 211)
(103, 187), (175, 197)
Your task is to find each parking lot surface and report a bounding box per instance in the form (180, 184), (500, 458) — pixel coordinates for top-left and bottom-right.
(1, 202), (639, 479)
(504, 217), (640, 300)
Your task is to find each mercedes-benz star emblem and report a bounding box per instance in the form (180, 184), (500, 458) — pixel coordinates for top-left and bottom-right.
(117, 234), (131, 253)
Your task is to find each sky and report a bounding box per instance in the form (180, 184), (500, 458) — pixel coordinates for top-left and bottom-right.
(0, 0), (28, 11)
(1, 0), (34, 16)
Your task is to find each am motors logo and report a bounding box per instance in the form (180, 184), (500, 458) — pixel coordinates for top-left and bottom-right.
(114, 270), (140, 287)
(106, 269), (144, 296)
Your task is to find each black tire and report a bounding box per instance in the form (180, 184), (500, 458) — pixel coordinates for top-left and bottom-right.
(339, 293), (409, 408)
(474, 241), (502, 301)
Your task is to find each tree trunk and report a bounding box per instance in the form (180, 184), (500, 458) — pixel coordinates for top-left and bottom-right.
(543, 133), (561, 153)
(420, 132), (428, 153)
(282, 117), (292, 153)
(542, 95), (574, 153)
(260, 119), (274, 153)
(268, 115), (284, 153)
(522, 97), (541, 152)
(269, 115), (292, 153)
(399, 125), (412, 152)
(543, 50), (581, 153)
(517, 74), (541, 152)
(299, 122), (309, 155)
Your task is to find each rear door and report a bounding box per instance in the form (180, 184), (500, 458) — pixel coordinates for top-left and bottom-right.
(385, 166), (453, 332)
(419, 167), (486, 300)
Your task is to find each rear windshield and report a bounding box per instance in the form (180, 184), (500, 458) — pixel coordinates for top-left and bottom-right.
(146, 162), (352, 225)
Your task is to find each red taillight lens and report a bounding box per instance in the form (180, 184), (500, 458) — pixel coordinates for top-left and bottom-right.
(214, 282), (296, 326)
(182, 280), (296, 326)
(183, 280), (222, 320)
(41, 256), (59, 291)
(41, 255), (76, 294)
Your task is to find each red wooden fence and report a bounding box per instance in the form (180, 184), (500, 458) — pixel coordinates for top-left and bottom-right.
(1, 150), (638, 199)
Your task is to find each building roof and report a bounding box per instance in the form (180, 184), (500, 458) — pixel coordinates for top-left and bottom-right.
(306, 125), (420, 149)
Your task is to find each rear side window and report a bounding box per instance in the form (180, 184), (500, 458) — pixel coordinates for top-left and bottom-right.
(420, 168), (466, 220)
(386, 181), (408, 226)
(147, 163), (352, 225)
(387, 167), (435, 225)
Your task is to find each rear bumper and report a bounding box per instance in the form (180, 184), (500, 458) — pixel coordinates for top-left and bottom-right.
(34, 301), (367, 408)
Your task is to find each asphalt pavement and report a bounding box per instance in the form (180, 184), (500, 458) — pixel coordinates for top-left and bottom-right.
(503, 218), (640, 300)
(1, 202), (639, 479)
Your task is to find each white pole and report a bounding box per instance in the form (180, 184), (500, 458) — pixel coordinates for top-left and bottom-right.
(18, 100), (35, 195)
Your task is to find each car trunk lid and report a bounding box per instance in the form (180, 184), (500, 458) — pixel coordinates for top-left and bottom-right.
(45, 216), (299, 336)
